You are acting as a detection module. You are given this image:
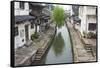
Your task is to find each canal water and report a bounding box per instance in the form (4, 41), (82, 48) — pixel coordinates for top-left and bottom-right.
(38, 24), (73, 65)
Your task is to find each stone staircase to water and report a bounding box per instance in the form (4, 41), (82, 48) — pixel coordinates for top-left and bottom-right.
(34, 43), (48, 60)
(35, 49), (44, 60)
(34, 27), (55, 61)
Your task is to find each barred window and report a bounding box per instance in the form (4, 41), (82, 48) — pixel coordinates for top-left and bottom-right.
(15, 27), (19, 36)
(88, 23), (96, 31)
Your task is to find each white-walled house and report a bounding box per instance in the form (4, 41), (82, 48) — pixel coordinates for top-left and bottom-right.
(14, 2), (35, 49)
(79, 6), (97, 37)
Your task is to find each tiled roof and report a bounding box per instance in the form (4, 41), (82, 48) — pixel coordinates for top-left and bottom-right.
(15, 15), (35, 23)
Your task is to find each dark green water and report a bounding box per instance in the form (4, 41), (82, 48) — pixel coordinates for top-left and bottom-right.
(38, 24), (73, 64)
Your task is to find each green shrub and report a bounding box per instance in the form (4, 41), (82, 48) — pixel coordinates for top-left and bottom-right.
(31, 33), (39, 41)
(83, 31), (87, 38)
(87, 32), (96, 39)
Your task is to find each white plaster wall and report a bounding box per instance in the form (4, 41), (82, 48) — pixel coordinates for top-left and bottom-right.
(14, 2), (42, 49)
(37, 25), (39, 32)
(14, 21), (35, 49)
(70, 6), (74, 16)
(14, 2), (29, 16)
(86, 7), (96, 33)
(86, 6), (96, 15)
(14, 23), (26, 49)
(79, 6), (87, 36)
(87, 16), (96, 23)
(14, 1), (35, 49)
(28, 25), (35, 40)
(14, 2), (20, 16)
(79, 6), (97, 36)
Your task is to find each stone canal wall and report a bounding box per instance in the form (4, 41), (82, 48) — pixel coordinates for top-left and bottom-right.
(34, 27), (56, 61)
(32, 25), (56, 65)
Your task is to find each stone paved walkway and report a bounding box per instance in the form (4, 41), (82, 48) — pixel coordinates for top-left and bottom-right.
(15, 45), (38, 66)
(66, 21), (96, 62)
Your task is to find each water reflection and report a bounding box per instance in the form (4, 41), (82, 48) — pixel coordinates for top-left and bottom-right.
(52, 32), (65, 56)
(34, 24), (73, 64)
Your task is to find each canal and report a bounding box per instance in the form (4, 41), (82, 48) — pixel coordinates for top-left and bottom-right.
(38, 23), (73, 65)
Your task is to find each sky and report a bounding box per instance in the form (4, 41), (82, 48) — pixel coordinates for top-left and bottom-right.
(57, 5), (71, 10)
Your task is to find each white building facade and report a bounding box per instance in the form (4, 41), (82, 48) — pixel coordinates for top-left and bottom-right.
(14, 2), (35, 49)
(79, 6), (97, 36)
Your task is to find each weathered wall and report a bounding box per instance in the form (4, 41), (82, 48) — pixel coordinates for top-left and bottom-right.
(14, 2), (29, 16)
(79, 6), (96, 36)
(14, 21), (35, 49)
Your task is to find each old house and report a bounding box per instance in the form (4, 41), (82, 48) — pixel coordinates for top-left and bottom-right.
(70, 5), (81, 25)
(29, 3), (51, 32)
(14, 2), (35, 49)
(40, 4), (52, 31)
(79, 6), (97, 37)
(29, 3), (44, 33)
(69, 5), (81, 32)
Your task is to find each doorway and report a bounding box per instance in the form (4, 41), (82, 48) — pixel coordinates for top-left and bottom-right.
(25, 25), (29, 41)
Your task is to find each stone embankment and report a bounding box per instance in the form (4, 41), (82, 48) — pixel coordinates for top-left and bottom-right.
(66, 21), (96, 62)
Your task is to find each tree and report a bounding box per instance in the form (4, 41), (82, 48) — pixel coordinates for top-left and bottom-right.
(51, 6), (65, 28)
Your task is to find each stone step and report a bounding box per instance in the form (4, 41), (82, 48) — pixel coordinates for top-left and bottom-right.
(37, 49), (44, 52)
(37, 51), (44, 54)
(37, 50), (44, 52)
(35, 57), (42, 60)
(85, 48), (91, 50)
(85, 47), (91, 49)
(86, 49), (91, 51)
(35, 54), (42, 56)
(35, 56), (41, 58)
(35, 58), (41, 60)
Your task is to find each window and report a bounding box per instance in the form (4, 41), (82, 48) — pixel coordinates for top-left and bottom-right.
(20, 2), (24, 9)
(15, 27), (19, 36)
(88, 23), (96, 31)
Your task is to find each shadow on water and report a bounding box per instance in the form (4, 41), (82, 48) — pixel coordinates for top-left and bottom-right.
(37, 32), (65, 65)
(52, 32), (65, 56)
